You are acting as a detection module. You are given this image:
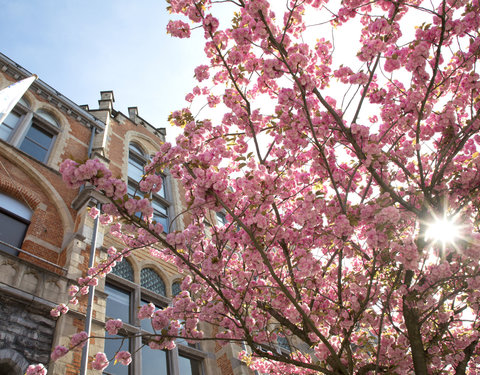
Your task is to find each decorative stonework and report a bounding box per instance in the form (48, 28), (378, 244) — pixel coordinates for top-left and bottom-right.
(0, 296), (56, 367)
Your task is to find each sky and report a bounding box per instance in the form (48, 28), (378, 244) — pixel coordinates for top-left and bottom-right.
(0, 0), (428, 145)
(0, 0), (205, 142)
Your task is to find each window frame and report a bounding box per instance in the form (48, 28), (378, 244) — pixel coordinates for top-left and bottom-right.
(105, 265), (206, 375)
(127, 142), (172, 233)
(0, 101), (60, 164)
(0, 192), (32, 256)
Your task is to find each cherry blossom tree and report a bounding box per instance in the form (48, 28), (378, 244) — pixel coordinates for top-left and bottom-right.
(42, 0), (480, 374)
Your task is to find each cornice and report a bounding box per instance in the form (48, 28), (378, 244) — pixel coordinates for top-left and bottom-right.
(0, 52), (105, 131)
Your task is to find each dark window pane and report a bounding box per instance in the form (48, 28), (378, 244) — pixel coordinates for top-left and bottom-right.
(277, 336), (291, 352)
(111, 259), (134, 282)
(139, 299), (165, 332)
(103, 333), (130, 375)
(152, 200), (168, 233)
(152, 200), (167, 216)
(24, 124), (53, 147)
(0, 211), (28, 256)
(36, 111), (58, 127)
(128, 154), (145, 183)
(141, 268), (166, 296)
(159, 175), (166, 199)
(19, 125), (53, 162)
(178, 355), (201, 375)
(105, 283), (131, 323)
(140, 300), (153, 332)
(0, 112), (20, 141)
(129, 143), (144, 156)
(216, 212), (227, 226)
(172, 282), (181, 297)
(141, 346), (168, 375)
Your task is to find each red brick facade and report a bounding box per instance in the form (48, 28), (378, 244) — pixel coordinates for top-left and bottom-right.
(0, 53), (245, 375)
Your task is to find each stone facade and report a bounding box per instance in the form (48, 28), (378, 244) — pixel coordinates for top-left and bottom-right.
(0, 53), (251, 375)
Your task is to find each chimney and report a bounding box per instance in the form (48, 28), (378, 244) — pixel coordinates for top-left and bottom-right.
(128, 107), (138, 122)
(98, 90), (115, 111)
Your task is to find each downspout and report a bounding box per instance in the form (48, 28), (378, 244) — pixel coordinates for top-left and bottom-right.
(80, 126), (101, 374)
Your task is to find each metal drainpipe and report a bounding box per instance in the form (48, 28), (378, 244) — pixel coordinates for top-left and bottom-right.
(79, 201), (101, 375)
(79, 125), (100, 374)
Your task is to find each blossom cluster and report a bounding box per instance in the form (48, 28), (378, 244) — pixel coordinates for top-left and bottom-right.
(39, 0), (480, 374)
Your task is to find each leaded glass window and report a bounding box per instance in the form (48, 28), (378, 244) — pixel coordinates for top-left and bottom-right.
(141, 268), (166, 296)
(111, 259), (134, 282)
(172, 281), (182, 297)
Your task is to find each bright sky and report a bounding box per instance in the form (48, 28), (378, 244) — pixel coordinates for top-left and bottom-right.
(0, 0), (431, 146)
(0, 0), (205, 142)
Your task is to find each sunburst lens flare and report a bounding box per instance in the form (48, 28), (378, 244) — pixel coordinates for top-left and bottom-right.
(424, 216), (461, 246)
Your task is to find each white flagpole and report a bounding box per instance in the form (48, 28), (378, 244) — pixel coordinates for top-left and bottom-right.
(0, 74), (37, 124)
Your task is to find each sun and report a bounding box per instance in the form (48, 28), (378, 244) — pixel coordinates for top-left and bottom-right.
(424, 215), (462, 247)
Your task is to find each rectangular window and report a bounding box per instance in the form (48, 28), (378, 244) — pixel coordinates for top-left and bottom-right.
(19, 123), (55, 162)
(0, 210), (28, 256)
(152, 200), (169, 232)
(141, 346), (168, 375)
(105, 283), (131, 324)
(0, 111), (21, 141)
(103, 333), (130, 375)
(178, 355), (202, 375)
(128, 183), (169, 233)
(105, 273), (205, 374)
(128, 154), (145, 183)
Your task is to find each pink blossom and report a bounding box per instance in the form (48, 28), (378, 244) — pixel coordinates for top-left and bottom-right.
(68, 285), (79, 297)
(166, 20), (191, 38)
(51, 345), (69, 361)
(106, 319), (123, 335)
(70, 331), (88, 348)
(115, 351), (132, 365)
(89, 206), (100, 219)
(50, 304), (68, 318)
(25, 364), (47, 375)
(138, 303), (155, 320)
(91, 352), (109, 371)
(194, 65), (210, 82)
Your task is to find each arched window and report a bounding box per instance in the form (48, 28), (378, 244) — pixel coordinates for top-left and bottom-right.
(18, 110), (58, 162)
(0, 90), (60, 163)
(36, 110), (59, 127)
(141, 268), (166, 296)
(172, 281), (182, 297)
(128, 143), (147, 183)
(105, 262), (204, 375)
(127, 142), (170, 233)
(0, 96), (29, 142)
(140, 268), (167, 296)
(111, 259), (134, 282)
(0, 192), (32, 256)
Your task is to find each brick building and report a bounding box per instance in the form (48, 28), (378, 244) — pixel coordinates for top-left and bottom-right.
(0, 53), (249, 375)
